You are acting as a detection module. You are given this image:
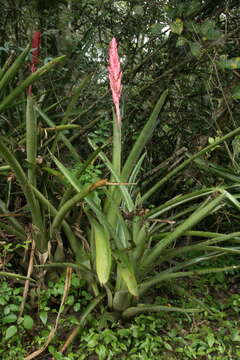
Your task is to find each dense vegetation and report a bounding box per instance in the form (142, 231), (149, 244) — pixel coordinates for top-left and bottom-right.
(1, 0), (240, 358)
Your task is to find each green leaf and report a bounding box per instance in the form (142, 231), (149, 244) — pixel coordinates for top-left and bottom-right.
(90, 217), (112, 285)
(88, 138), (135, 213)
(206, 333), (215, 347)
(35, 105), (82, 163)
(0, 55), (66, 111)
(218, 55), (240, 70)
(232, 330), (240, 342)
(189, 42), (202, 58)
(200, 20), (221, 41)
(23, 315), (34, 330)
(141, 191), (226, 271)
(39, 311), (48, 325)
(3, 313), (17, 324)
(232, 85), (240, 99)
(170, 19), (184, 35)
(142, 125), (240, 202)
(122, 89), (168, 181)
(164, 342), (173, 351)
(150, 23), (165, 34)
(114, 251), (138, 297)
(50, 152), (82, 192)
(26, 96), (37, 187)
(0, 271), (36, 282)
(176, 36), (188, 47)
(5, 325), (18, 340)
(0, 45), (30, 94)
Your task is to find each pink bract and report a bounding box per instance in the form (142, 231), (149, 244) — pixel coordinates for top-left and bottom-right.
(108, 37), (122, 126)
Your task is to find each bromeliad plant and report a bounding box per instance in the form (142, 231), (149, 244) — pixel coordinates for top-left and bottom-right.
(2, 37), (240, 322)
(47, 38), (240, 317)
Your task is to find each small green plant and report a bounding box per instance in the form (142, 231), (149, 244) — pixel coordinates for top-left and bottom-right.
(37, 273), (93, 327)
(0, 280), (33, 358)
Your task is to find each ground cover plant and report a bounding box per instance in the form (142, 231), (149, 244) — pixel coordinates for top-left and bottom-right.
(1, 264), (240, 359)
(1, 1), (240, 358)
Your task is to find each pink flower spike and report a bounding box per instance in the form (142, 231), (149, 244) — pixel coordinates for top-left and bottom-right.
(108, 37), (122, 126)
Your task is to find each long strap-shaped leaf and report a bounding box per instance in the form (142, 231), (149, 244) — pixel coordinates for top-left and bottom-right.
(59, 143), (109, 206)
(88, 216), (112, 285)
(31, 185), (84, 261)
(146, 187), (216, 218)
(50, 74), (91, 155)
(142, 126), (240, 202)
(191, 156), (240, 183)
(99, 89), (165, 227)
(141, 191), (226, 271)
(26, 96), (37, 186)
(0, 55), (66, 111)
(50, 152), (127, 243)
(0, 138), (46, 251)
(35, 105), (81, 162)
(121, 89), (168, 181)
(139, 264), (240, 295)
(159, 231), (240, 262)
(0, 198), (25, 235)
(0, 45), (30, 94)
(88, 138), (135, 212)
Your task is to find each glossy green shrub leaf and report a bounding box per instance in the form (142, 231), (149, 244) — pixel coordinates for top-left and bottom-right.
(170, 18), (184, 35)
(5, 325), (18, 340)
(23, 315), (34, 329)
(3, 313), (17, 324)
(39, 311), (48, 325)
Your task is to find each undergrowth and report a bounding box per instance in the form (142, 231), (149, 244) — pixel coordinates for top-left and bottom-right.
(1, 258), (240, 360)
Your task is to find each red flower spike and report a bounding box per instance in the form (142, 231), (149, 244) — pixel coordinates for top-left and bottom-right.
(31, 31), (41, 66)
(108, 37), (122, 126)
(28, 31), (41, 96)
